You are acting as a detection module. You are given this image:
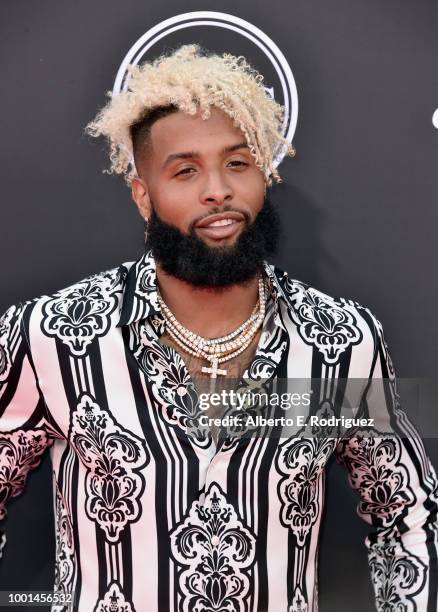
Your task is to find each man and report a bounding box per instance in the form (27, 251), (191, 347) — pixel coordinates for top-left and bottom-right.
(0, 44), (437, 611)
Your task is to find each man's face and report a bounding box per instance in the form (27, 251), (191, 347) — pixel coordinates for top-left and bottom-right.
(131, 106), (266, 246)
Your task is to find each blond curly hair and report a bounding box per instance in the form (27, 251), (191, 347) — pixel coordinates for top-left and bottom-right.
(85, 43), (295, 187)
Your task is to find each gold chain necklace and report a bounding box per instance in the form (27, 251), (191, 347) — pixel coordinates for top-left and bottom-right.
(156, 276), (266, 379)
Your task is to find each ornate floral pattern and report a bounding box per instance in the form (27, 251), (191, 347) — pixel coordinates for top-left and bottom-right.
(336, 430), (415, 526)
(135, 321), (210, 448)
(0, 429), (51, 520)
(95, 582), (134, 612)
(41, 270), (121, 356)
(52, 483), (76, 612)
(70, 393), (149, 542)
(169, 482), (256, 612)
(275, 436), (336, 546)
(368, 537), (427, 611)
(277, 275), (363, 364)
(245, 310), (288, 381)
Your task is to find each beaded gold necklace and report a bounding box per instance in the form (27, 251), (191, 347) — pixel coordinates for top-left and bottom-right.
(156, 276), (266, 381)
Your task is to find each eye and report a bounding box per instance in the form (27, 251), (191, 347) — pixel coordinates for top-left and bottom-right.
(228, 160), (248, 168)
(174, 167), (196, 177)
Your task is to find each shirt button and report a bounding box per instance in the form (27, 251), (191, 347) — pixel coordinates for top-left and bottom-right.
(211, 535), (220, 547)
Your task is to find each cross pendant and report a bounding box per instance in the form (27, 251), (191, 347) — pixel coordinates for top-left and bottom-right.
(201, 358), (228, 379)
(201, 358), (227, 394)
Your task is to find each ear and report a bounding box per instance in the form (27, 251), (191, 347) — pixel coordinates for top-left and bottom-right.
(131, 175), (151, 220)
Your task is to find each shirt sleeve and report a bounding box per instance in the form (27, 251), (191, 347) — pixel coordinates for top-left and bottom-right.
(334, 309), (438, 611)
(0, 301), (55, 560)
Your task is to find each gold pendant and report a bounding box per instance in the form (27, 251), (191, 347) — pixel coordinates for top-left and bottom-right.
(201, 357), (227, 379)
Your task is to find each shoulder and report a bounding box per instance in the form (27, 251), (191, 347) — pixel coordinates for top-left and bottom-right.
(1, 259), (136, 358)
(267, 262), (385, 364)
(20, 260), (135, 316)
(269, 262), (382, 325)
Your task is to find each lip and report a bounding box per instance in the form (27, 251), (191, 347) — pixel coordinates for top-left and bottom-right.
(196, 219), (244, 240)
(195, 211), (245, 228)
(194, 211), (246, 241)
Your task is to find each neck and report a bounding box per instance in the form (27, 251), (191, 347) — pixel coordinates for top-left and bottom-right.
(155, 263), (261, 339)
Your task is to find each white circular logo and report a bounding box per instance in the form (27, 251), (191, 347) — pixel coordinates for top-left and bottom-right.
(432, 108), (438, 130)
(113, 11), (298, 168)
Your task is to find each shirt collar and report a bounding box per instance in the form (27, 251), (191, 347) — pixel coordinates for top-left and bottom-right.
(116, 248), (289, 328)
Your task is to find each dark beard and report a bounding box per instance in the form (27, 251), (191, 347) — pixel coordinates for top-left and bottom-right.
(144, 196), (280, 288)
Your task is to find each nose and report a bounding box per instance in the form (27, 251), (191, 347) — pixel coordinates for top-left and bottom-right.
(199, 171), (233, 207)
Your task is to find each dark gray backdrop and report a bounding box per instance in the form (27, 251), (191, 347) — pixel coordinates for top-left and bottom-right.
(0, 1), (437, 610)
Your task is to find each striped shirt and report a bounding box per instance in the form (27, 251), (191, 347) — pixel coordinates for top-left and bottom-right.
(0, 248), (437, 611)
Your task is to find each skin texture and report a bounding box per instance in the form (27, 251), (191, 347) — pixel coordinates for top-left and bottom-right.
(130, 106), (267, 339)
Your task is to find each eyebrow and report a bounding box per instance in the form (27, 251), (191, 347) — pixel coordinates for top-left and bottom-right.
(161, 141), (249, 170)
